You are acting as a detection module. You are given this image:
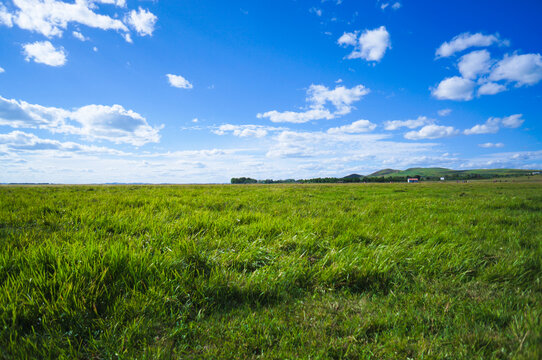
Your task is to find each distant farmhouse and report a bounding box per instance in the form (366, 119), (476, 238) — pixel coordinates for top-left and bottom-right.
(407, 178), (419, 183)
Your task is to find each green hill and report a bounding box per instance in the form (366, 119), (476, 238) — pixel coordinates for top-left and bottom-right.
(367, 167), (538, 179)
(368, 168), (401, 176)
(342, 173), (364, 179)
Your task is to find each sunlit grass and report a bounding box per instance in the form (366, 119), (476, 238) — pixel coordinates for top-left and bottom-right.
(1, 181), (540, 359)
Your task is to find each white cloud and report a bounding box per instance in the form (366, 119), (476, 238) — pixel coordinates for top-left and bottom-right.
(257, 109), (334, 124)
(167, 74), (193, 89)
(0, 130), (126, 154)
(458, 49), (493, 79)
(7, 0), (129, 38)
(438, 109), (452, 117)
(0, 66), (4, 73)
(479, 142), (504, 148)
(0, 1), (157, 43)
(459, 150), (542, 170)
(22, 41), (66, 66)
(126, 7), (157, 36)
(212, 124), (284, 138)
(464, 114), (523, 135)
(404, 124), (459, 140)
(337, 32), (357, 46)
(435, 32), (506, 58)
(266, 128), (434, 162)
(382, 2), (401, 10)
(327, 119), (377, 134)
(477, 82), (506, 96)
(68, 104), (161, 145)
(500, 114), (524, 128)
(338, 26), (391, 62)
(384, 116), (433, 131)
(0, 95), (161, 146)
(257, 84), (369, 123)
(0, 3), (13, 26)
(431, 76), (475, 101)
(308, 84), (369, 115)
(463, 117), (500, 135)
(93, 0), (126, 7)
(72, 30), (88, 41)
(192, 118), (199, 123)
(489, 53), (542, 86)
(309, 7), (322, 16)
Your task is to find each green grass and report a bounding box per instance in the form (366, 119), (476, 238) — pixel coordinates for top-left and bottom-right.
(1, 181), (541, 359)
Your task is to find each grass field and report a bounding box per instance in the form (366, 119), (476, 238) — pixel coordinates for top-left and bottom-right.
(1, 180), (541, 359)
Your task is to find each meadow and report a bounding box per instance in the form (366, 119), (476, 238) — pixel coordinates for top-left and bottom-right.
(0, 180), (540, 359)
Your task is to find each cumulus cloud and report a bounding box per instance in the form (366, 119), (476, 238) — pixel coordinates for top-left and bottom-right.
(463, 117), (500, 135)
(68, 104), (161, 145)
(257, 109), (334, 124)
(477, 82), (506, 96)
(431, 76), (475, 101)
(338, 26), (391, 62)
(479, 142), (504, 148)
(464, 114), (524, 135)
(0, 95), (161, 146)
(0, 3), (13, 26)
(384, 116), (433, 131)
(257, 84), (369, 123)
(22, 41), (66, 66)
(433, 35), (541, 100)
(126, 7), (157, 36)
(500, 114), (524, 128)
(72, 30), (88, 41)
(458, 49), (493, 79)
(489, 53), (542, 86)
(327, 119), (377, 134)
(435, 32), (506, 58)
(0, 0), (156, 42)
(5, 0), (128, 37)
(438, 109), (452, 117)
(337, 32), (357, 46)
(212, 124), (284, 138)
(93, 0), (126, 7)
(0, 130), (125, 154)
(0, 66), (4, 73)
(167, 74), (193, 89)
(404, 124), (459, 140)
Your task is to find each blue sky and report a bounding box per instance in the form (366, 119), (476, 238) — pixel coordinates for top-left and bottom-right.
(0, 0), (541, 183)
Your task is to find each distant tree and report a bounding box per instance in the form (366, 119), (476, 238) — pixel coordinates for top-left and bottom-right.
(231, 177), (258, 184)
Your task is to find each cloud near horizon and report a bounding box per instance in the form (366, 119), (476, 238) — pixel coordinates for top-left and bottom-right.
(0, 95), (162, 146)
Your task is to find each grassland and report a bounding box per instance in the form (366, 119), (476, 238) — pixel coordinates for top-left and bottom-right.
(1, 180), (541, 359)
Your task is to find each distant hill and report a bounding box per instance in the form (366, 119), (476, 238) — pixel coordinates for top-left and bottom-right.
(342, 173), (364, 179)
(366, 167), (539, 178)
(368, 168), (401, 176)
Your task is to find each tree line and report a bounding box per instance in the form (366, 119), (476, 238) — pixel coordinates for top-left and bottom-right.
(231, 172), (521, 184)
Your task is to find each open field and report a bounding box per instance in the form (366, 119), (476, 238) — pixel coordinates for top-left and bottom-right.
(1, 180), (541, 359)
